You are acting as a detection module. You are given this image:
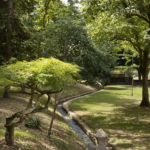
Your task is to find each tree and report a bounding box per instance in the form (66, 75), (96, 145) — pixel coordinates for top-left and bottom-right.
(82, 0), (150, 106)
(7, 0), (13, 60)
(19, 0), (78, 60)
(0, 57), (80, 146)
(21, 0), (114, 85)
(42, 17), (114, 85)
(0, 0), (37, 63)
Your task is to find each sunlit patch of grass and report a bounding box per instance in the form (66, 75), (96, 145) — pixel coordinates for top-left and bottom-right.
(0, 126), (5, 139)
(15, 130), (38, 138)
(69, 85), (150, 150)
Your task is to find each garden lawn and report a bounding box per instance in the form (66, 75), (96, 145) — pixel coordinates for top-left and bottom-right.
(69, 85), (150, 150)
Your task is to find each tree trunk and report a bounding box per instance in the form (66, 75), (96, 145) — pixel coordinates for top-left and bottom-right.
(43, 0), (51, 28)
(3, 85), (10, 98)
(140, 72), (149, 107)
(4, 94), (47, 146)
(45, 94), (51, 109)
(27, 93), (34, 108)
(140, 49), (150, 107)
(7, 0), (13, 59)
(48, 99), (56, 137)
(5, 117), (15, 146)
(21, 85), (25, 92)
(137, 69), (142, 82)
(5, 125), (14, 146)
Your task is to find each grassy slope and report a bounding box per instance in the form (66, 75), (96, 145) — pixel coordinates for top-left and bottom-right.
(0, 84), (96, 150)
(69, 85), (150, 150)
(55, 84), (97, 100)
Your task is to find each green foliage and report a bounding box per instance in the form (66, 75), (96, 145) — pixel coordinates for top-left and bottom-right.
(83, 0), (150, 55)
(43, 18), (89, 60)
(24, 0), (114, 84)
(41, 17), (114, 84)
(25, 116), (41, 128)
(0, 0), (115, 85)
(0, 0), (37, 62)
(82, 0), (150, 89)
(0, 57), (80, 92)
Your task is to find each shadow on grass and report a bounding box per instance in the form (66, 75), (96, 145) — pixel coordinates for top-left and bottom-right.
(69, 85), (150, 149)
(50, 137), (68, 150)
(83, 106), (150, 133)
(79, 104), (150, 149)
(116, 143), (133, 149)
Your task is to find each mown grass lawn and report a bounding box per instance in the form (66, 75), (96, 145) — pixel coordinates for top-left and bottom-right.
(69, 85), (150, 150)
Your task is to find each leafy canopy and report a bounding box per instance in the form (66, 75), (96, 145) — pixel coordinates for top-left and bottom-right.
(0, 57), (80, 91)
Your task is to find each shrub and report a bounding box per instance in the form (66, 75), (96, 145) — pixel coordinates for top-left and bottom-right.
(25, 116), (41, 129)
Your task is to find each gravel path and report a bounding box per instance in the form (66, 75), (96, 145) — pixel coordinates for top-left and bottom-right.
(57, 105), (96, 150)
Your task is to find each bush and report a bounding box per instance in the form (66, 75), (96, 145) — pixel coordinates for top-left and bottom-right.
(25, 116), (41, 129)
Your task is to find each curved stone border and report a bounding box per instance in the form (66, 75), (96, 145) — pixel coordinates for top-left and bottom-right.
(57, 90), (100, 105)
(62, 90), (102, 145)
(61, 89), (114, 150)
(57, 90), (102, 150)
(57, 105), (96, 150)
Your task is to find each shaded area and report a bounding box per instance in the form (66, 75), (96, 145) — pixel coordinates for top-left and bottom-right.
(0, 95), (86, 150)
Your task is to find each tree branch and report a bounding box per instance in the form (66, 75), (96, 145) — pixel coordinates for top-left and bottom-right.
(43, 0), (51, 28)
(125, 38), (142, 52)
(115, 36), (142, 52)
(36, 88), (63, 95)
(120, 0), (150, 23)
(5, 94), (43, 127)
(128, 13), (150, 24)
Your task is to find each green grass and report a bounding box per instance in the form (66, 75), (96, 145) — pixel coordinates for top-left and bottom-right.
(69, 85), (150, 150)
(0, 126), (5, 139)
(15, 130), (38, 138)
(55, 84), (96, 100)
(0, 126), (37, 140)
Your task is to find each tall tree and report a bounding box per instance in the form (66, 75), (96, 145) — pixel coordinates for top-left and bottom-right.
(0, 57), (80, 146)
(82, 0), (150, 107)
(7, 0), (13, 59)
(42, 17), (114, 84)
(119, 0), (150, 107)
(0, 0), (37, 63)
